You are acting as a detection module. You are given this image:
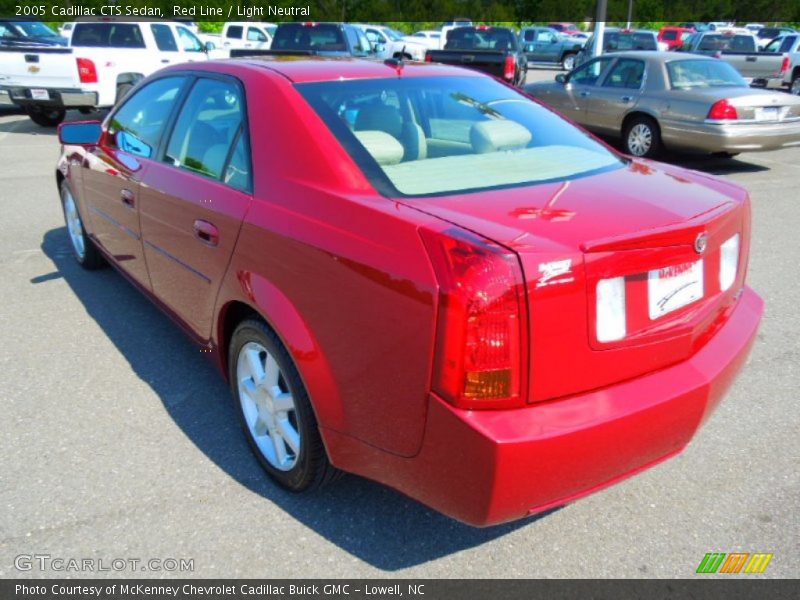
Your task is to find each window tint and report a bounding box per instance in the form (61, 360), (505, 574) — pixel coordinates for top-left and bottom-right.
(298, 76), (621, 197)
(272, 23), (346, 51)
(224, 131), (252, 192)
(72, 23), (145, 48)
(780, 36), (797, 52)
(604, 32), (657, 51)
(109, 77), (186, 158)
(151, 24), (178, 52)
(226, 25), (243, 39)
(165, 78), (244, 181)
(177, 27), (203, 52)
(603, 59), (645, 89)
(247, 27), (267, 42)
(570, 57), (613, 85)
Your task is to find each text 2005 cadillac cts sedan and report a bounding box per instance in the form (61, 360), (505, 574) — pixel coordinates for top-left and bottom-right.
(56, 57), (763, 526)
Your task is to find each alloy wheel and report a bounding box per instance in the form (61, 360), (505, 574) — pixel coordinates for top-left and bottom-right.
(627, 123), (652, 157)
(63, 188), (85, 259)
(236, 341), (301, 471)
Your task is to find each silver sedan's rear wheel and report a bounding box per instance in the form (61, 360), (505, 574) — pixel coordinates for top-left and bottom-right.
(229, 318), (341, 491)
(791, 76), (800, 95)
(623, 116), (662, 158)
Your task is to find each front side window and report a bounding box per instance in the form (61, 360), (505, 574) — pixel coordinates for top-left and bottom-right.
(667, 59), (746, 89)
(247, 27), (267, 42)
(108, 77), (187, 158)
(536, 30), (556, 43)
(177, 27), (203, 52)
(297, 76), (621, 197)
(603, 59), (645, 89)
(365, 29), (385, 44)
(570, 57), (613, 85)
(151, 24), (178, 52)
(164, 78), (244, 180)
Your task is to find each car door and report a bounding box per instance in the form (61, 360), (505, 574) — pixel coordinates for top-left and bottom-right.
(81, 76), (188, 289)
(585, 58), (646, 133)
(557, 57), (614, 125)
(246, 26), (270, 49)
(138, 75), (252, 340)
(149, 23), (179, 67)
(533, 28), (559, 63)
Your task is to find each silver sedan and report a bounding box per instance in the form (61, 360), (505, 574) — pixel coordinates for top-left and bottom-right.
(524, 51), (800, 158)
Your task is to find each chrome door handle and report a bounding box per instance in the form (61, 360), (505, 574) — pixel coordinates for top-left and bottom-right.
(193, 220), (219, 246)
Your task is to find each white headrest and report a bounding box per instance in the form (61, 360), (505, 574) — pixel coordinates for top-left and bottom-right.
(354, 130), (404, 166)
(470, 120), (532, 154)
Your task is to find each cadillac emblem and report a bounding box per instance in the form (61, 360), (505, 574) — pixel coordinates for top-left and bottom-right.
(694, 232), (708, 254)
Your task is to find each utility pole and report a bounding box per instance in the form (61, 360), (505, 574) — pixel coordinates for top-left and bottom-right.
(626, 0), (633, 29)
(593, 0), (607, 57)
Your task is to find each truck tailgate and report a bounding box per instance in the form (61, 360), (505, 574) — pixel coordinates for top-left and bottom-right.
(0, 47), (78, 88)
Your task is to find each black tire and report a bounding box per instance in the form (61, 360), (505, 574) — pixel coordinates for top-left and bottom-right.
(623, 115), (662, 158)
(561, 52), (577, 71)
(229, 318), (341, 492)
(712, 152), (740, 159)
(26, 105), (66, 127)
(790, 75), (800, 96)
(60, 180), (104, 270)
(115, 83), (133, 106)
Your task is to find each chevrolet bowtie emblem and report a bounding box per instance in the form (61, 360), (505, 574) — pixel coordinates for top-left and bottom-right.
(27, 65), (40, 73)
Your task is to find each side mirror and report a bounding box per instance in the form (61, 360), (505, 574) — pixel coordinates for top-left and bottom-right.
(205, 41), (216, 52)
(58, 121), (102, 146)
(555, 73), (568, 84)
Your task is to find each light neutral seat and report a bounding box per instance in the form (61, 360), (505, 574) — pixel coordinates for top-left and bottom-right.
(470, 119), (533, 154)
(353, 131), (404, 165)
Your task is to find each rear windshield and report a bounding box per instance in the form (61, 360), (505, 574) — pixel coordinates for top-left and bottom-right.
(72, 23), (145, 48)
(698, 34), (756, 52)
(445, 28), (516, 51)
(662, 30), (678, 41)
(297, 76), (621, 197)
(667, 59), (747, 89)
(272, 24), (345, 52)
(604, 32), (657, 51)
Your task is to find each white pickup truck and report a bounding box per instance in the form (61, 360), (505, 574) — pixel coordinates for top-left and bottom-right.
(216, 22), (276, 51)
(0, 20), (208, 126)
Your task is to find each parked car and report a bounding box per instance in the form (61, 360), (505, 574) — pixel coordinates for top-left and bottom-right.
(0, 20), (66, 47)
(218, 22), (277, 51)
(761, 34), (800, 93)
(756, 26), (797, 49)
(520, 26), (584, 70)
(439, 18), (473, 49)
(547, 22), (582, 37)
(575, 28), (659, 67)
(0, 20), (209, 126)
(269, 22), (372, 57)
(524, 51), (800, 157)
(55, 55), (762, 526)
(679, 31), (786, 84)
(426, 26), (526, 87)
(353, 24), (427, 61)
(745, 23), (765, 33)
(408, 30), (442, 50)
(658, 26), (694, 51)
(681, 22), (709, 32)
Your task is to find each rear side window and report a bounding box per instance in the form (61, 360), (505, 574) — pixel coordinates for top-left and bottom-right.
(108, 77), (187, 158)
(226, 26), (243, 39)
(164, 78), (244, 181)
(151, 24), (178, 52)
(72, 23), (145, 48)
(272, 24), (346, 51)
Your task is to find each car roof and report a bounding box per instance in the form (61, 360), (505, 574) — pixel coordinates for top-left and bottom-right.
(211, 55), (484, 83)
(601, 50), (723, 62)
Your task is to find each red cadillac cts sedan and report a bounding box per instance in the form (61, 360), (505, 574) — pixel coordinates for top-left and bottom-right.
(56, 56), (763, 526)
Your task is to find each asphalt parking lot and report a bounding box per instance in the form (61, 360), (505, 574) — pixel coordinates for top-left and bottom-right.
(0, 66), (798, 579)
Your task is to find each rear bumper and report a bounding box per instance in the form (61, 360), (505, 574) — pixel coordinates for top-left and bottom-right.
(0, 86), (97, 108)
(326, 286), (763, 526)
(663, 119), (800, 153)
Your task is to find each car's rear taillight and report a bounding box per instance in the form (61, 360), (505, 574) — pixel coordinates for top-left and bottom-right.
(421, 228), (527, 410)
(425, 51), (433, 62)
(596, 277), (627, 342)
(707, 99), (738, 120)
(503, 55), (516, 80)
(76, 58), (97, 84)
(780, 55), (790, 75)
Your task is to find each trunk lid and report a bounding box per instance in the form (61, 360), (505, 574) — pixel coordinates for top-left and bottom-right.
(0, 47), (78, 88)
(406, 159), (750, 402)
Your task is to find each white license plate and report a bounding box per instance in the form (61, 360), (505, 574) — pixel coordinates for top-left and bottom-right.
(30, 88), (49, 100)
(754, 106), (780, 122)
(648, 260), (704, 320)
